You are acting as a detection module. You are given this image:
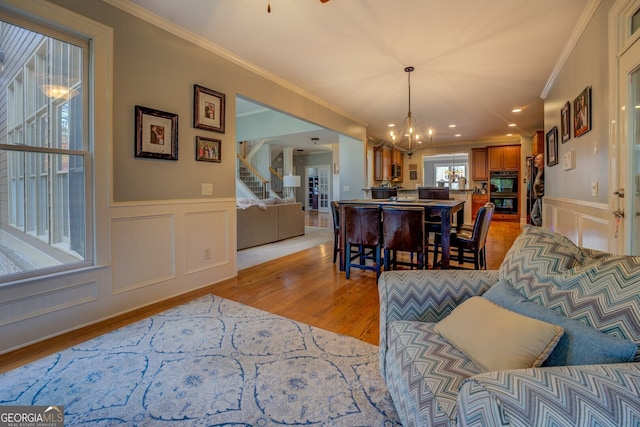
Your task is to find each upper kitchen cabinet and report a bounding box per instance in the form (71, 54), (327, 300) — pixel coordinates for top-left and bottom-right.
(374, 146), (403, 181)
(531, 130), (544, 156)
(471, 148), (488, 181)
(488, 145), (520, 171)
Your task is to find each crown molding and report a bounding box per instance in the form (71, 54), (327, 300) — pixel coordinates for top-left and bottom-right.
(540, 0), (602, 99)
(102, 0), (367, 127)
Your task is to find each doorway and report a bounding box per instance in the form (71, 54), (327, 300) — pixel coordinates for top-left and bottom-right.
(616, 0), (640, 255)
(306, 165), (331, 213)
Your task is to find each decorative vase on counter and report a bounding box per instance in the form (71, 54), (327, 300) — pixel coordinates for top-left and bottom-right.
(458, 177), (466, 189)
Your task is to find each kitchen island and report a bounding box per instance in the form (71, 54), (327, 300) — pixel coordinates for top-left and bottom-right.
(362, 187), (473, 225)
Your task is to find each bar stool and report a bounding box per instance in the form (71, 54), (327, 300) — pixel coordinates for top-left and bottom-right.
(418, 186), (450, 266)
(331, 201), (341, 263)
(433, 202), (495, 270)
(344, 204), (382, 279)
(382, 206), (426, 270)
(371, 187), (398, 199)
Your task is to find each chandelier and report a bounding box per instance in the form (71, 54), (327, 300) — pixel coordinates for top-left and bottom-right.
(389, 66), (432, 159)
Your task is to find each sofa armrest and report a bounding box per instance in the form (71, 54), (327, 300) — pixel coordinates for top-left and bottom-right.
(457, 363), (640, 427)
(378, 269), (498, 377)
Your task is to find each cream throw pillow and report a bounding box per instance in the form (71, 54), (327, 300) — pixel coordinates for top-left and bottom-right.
(433, 297), (564, 372)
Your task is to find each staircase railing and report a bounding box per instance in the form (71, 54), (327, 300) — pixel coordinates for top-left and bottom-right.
(269, 166), (283, 197)
(237, 154), (269, 198)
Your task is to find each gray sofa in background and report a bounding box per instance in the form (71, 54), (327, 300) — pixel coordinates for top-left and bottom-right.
(237, 202), (304, 250)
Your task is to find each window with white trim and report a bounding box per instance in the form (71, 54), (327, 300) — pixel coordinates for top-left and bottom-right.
(0, 17), (92, 281)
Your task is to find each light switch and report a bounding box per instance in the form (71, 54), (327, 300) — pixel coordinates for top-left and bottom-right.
(591, 181), (598, 197)
(562, 150), (576, 170)
(202, 183), (213, 195)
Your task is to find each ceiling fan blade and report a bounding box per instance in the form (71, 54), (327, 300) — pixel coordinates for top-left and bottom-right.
(320, 0), (330, 3)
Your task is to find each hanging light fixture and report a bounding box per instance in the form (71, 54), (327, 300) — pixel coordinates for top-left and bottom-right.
(389, 66), (433, 159)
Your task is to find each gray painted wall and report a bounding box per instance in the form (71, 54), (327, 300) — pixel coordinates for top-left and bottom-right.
(544, 0), (613, 203)
(339, 135), (365, 200)
(49, 0), (366, 202)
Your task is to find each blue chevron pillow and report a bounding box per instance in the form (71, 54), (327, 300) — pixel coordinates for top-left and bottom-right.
(484, 279), (638, 366)
(499, 225), (593, 286)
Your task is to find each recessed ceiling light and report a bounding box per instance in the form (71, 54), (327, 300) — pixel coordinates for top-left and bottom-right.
(508, 123), (517, 127)
(448, 124), (456, 128)
(455, 134), (461, 137)
(388, 123), (395, 127)
(512, 108), (522, 113)
(506, 133), (513, 137)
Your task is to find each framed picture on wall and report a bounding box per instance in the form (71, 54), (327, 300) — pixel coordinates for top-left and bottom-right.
(135, 105), (178, 160)
(573, 86), (591, 138)
(194, 84), (226, 133)
(196, 136), (221, 162)
(546, 126), (558, 167)
(560, 101), (571, 143)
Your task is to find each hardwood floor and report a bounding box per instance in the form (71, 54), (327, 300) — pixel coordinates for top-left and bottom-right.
(0, 212), (522, 374)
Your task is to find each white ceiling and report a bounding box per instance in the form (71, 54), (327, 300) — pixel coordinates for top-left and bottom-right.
(125, 0), (589, 152)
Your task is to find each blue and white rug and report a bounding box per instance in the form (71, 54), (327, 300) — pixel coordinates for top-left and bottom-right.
(0, 295), (400, 426)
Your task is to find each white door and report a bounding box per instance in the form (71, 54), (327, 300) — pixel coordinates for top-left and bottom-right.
(618, 25), (640, 255)
(317, 165), (331, 213)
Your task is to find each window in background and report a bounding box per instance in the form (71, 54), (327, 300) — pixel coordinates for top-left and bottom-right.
(0, 17), (91, 282)
(435, 164), (467, 187)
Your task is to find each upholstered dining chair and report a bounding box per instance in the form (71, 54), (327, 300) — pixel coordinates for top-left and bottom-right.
(382, 206), (426, 270)
(417, 186), (450, 200)
(331, 201), (341, 263)
(433, 202), (495, 270)
(344, 204), (382, 279)
(371, 187), (398, 199)
(418, 186), (451, 264)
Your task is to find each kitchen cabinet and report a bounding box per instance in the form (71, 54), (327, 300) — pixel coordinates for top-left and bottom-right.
(532, 131), (544, 155)
(488, 145), (520, 171)
(472, 194), (489, 220)
(374, 146), (403, 181)
(471, 148), (488, 181)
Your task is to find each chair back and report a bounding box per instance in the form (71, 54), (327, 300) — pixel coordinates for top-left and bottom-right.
(371, 188), (398, 199)
(477, 202), (495, 250)
(382, 206), (425, 252)
(344, 204), (381, 246)
(469, 202), (494, 247)
(418, 187), (450, 200)
(331, 201), (340, 231)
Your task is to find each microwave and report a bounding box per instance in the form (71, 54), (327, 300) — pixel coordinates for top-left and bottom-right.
(391, 164), (402, 178)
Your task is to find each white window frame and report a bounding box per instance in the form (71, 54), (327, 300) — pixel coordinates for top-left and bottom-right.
(0, 0), (112, 284)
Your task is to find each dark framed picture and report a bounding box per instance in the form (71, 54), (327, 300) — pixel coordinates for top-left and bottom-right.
(546, 126), (558, 167)
(560, 101), (571, 143)
(196, 136), (221, 162)
(135, 105), (178, 160)
(573, 86), (591, 138)
(194, 84), (225, 133)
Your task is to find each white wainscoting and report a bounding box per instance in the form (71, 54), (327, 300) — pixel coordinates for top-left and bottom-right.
(0, 198), (237, 354)
(543, 196), (614, 253)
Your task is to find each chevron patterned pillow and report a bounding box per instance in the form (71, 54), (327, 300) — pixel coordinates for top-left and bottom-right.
(484, 279), (637, 366)
(512, 255), (640, 361)
(499, 225), (594, 288)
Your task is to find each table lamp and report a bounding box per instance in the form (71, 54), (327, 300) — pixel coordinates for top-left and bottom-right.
(283, 174), (301, 200)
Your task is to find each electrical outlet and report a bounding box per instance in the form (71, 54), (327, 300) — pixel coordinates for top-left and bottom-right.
(203, 247), (211, 260)
(591, 181), (598, 197)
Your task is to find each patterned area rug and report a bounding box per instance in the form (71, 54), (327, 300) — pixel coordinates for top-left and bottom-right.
(0, 295), (400, 426)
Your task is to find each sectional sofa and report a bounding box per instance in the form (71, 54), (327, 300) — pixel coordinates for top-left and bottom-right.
(379, 226), (640, 426)
(237, 200), (304, 250)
